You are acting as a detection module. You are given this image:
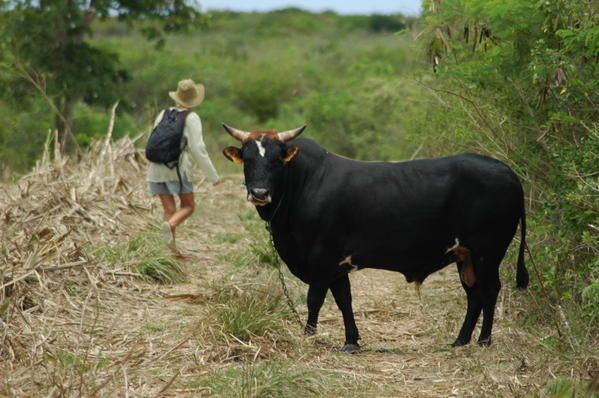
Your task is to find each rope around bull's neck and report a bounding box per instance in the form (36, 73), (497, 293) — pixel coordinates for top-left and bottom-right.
(267, 190), (285, 226)
(264, 191), (302, 328)
(267, 166), (290, 227)
(263, 169), (302, 328)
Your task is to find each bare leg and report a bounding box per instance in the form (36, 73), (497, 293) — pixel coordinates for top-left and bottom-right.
(167, 193), (195, 255)
(158, 194), (177, 251)
(158, 194), (176, 222)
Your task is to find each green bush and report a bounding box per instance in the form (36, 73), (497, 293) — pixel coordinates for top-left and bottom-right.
(0, 11), (426, 174)
(420, 0), (598, 345)
(368, 14), (407, 33)
(72, 103), (139, 146)
(232, 61), (298, 123)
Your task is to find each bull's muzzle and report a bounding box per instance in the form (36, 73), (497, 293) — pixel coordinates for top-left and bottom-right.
(247, 188), (271, 206)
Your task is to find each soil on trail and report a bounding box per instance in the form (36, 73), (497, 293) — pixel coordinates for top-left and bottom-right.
(133, 177), (557, 397)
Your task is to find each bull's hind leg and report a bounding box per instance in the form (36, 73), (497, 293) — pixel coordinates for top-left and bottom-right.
(477, 254), (503, 346)
(452, 265), (483, 347)
(330, 275), (360, 353)
(305, 283), (328, 335)
(452, 247), (482, 347)
(452, 250), (504, 347)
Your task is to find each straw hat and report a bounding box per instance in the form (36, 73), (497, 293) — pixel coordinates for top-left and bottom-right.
(169, 79), (205, 108)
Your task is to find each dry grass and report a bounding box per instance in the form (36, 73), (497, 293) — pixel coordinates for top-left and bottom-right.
(1, 131), (597, 397)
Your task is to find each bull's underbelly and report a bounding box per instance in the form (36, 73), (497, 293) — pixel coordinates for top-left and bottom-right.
(339, 243), (457, 283)
(277, 233), (460, 285)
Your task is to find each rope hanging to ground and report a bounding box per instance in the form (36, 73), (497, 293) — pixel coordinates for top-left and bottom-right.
(265, 222), (303, 328)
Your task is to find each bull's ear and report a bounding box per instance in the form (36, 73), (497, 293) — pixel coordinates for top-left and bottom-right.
(223, 147), (243, 165)
(283, 146), (299, 164)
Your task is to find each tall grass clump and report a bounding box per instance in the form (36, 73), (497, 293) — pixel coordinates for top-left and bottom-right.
(542, 377), (598, 398)
(211, 274), (291, 341)
(199, 360), (322, 398)
(94, 232), (185, 283)
(222, 209), (282, 270)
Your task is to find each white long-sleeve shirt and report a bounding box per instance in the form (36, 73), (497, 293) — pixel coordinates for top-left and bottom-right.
(146, 107), (219, 183)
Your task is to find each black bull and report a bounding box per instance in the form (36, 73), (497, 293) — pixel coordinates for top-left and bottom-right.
(222, 125), (529, 352)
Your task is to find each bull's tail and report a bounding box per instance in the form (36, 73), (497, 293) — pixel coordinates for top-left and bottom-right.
(516, 195), (529, 289)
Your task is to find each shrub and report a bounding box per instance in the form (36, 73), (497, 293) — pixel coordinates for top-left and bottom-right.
(420, 0), (599, 345)
(232, 61), (298, 123)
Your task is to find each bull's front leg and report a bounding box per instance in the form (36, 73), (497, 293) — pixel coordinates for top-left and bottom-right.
(329, 274), (360, 353)
(305, 283), (327, 335)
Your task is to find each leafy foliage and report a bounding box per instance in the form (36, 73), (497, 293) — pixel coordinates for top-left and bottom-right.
(421, 0), (598, 343)
(0, 0), (200, 153)
(0, 10), (424, 174)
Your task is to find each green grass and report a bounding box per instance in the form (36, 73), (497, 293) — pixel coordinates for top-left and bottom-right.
(215, 232), (244, 244)
(541, 377), (598, 398)
(63, 281), (83, 297)
(144, 324), (166, 333)
(194, 360), (322, 398)
(218, 225), (280, 270)
(45, 350), (109, 373)
(93, 232), (185, 284)
(212, 275), (291, 341)
(248, 240), (280, 269)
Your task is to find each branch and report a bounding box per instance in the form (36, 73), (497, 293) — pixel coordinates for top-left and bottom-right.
(418, 81), (501, 138)
(5, 56), (82, 154)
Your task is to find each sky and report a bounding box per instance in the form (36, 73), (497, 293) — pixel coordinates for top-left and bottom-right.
(198, 0), (423, 16)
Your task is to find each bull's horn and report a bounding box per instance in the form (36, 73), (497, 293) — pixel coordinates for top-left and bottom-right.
(222, 123), (250, 142)
(278, 125), (307, 143)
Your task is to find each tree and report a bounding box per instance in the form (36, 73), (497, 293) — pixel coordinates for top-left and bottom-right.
(0, 0), (200, 154)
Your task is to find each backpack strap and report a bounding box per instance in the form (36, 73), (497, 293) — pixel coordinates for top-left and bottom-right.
(176, 164), (184, 194)
(176, 110), (191, 194)
(178, 110), (191, 152)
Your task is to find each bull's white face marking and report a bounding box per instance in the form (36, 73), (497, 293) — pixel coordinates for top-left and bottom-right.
(446, 237), (460, 253)
(255, 139), (266, 157)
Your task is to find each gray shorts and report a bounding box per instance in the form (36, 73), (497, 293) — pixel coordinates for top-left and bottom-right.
(148, 179), (194, 195)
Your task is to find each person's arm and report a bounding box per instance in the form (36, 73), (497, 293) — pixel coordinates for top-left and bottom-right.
(186, 113), (220, 183)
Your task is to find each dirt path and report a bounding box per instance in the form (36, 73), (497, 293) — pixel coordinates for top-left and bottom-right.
(127, 176), (562, 397)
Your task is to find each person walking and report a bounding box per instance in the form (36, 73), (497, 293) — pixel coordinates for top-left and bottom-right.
(146, 79), (220, 259)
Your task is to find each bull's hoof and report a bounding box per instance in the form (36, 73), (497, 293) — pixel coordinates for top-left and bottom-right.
(451, 338), (470, 347)
(477, 337), (492, 347)
(304, 324), (317, 336)
(341, 343), (360, 353)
